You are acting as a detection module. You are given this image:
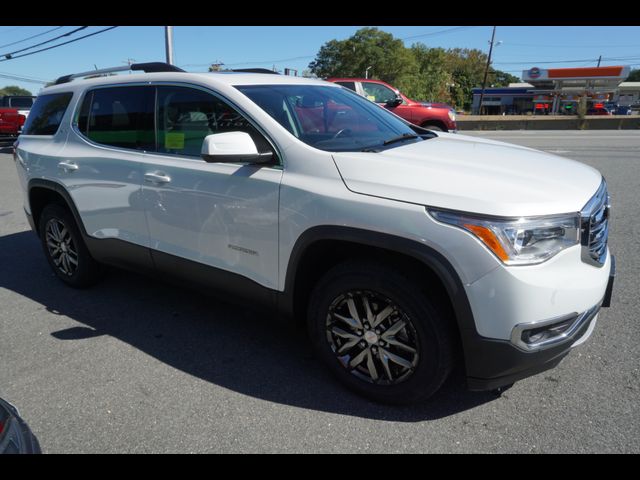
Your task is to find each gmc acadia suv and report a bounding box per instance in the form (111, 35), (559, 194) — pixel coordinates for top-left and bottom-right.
(14, 63), (615, 404)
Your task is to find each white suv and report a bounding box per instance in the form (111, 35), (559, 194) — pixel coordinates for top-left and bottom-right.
(14, 63), (615, 404)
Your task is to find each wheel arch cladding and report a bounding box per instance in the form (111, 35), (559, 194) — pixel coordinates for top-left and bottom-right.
(280, 226), (477, 360)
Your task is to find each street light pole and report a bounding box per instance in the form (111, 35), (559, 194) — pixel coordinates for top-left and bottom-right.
(365, 66), (372, 79)
(478, 26), (496, 115)
(165, 26), (174, 65)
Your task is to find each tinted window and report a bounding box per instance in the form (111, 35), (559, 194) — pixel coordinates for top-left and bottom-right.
(335, 81), (357, 92)
(9, 97), (34, 108)
(238, 85), (421, 152)
(22, 93), (73, 135)
(156, 86), (272, 158)
(79, 86), (154, 150)
(362, 82), (396, 103)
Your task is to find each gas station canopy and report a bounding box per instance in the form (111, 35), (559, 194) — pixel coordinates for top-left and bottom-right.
(522, 66), (631, 91)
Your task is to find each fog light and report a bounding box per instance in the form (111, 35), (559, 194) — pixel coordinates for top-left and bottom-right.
(521, 316), (576, 346)
(512, 304), (601, 351)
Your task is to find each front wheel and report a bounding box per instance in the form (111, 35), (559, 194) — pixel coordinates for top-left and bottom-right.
(307, 261), (456, 404)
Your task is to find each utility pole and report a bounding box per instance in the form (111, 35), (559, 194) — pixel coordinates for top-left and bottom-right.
(478, 26), (497, 115)
(597, 55), (602, 67)
(165, 26), (174, 65)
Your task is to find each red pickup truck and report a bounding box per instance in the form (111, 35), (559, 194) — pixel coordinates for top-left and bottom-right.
(0, 108), (25, 143)
(327, 77), (457, 132)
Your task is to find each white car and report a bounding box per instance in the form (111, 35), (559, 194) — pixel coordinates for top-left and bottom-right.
(13, 63), (615, 404)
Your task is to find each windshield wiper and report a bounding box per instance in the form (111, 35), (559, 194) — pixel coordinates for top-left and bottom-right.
(382, 133), (419, 146)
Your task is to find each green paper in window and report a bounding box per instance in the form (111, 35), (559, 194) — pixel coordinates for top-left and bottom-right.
(165, 132), (185, 149)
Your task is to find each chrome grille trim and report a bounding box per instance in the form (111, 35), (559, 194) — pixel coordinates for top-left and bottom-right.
(580, 179), (609, 267)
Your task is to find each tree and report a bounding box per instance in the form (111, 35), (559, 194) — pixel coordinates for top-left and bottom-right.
(308, 28), (516, 110)
(0, 85), (33, 96)
(627, 69), (640, 82)
(309, 27), (415, 84)
(490, 69), (520, 87)
(398, 44), (453, 103)
(445, 48), (488, 110)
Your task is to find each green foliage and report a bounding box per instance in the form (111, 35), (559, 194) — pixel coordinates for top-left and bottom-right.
(491, 70), (520, 87)
(397, 45), (452, 103)
(309, 28), (519, 111)
(627, 69), (640, 82)
(309, 27), (415, 85)
(0, 85), (33, 96)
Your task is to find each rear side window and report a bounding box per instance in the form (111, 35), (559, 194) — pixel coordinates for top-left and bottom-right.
(335, 81), (357, 92)
(10, 97), (34, 108)
(77, 86), (154, 150)
(22, 93), (73, 135)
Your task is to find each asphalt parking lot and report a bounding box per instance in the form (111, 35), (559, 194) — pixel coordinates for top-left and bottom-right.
(1, 130), (638, 453)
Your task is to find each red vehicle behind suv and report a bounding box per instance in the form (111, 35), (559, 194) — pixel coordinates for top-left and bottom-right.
(327, 78), (457, 132)
(0, 108), (25, 143)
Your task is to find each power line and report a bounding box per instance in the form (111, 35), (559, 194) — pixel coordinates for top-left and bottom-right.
(0, 27), (118, 63)
(182, 54), (317, 69)
(0, 70), (50, 82)
(0, 26), (24, 37)
(183, 27), (478, 69)
(0, 72), (50, 85)
(504, 42), (640, 49)
(494, 54), (640, 66)
(0, 26), (64, 50)
(1, 26), (88, 59)
(401, 26), (477, 41)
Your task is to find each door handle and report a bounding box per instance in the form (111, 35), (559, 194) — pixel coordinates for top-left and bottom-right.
(58, 161), (78, 172)
(144, 172), (172, 184)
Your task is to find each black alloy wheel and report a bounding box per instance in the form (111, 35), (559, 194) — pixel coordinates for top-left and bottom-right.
(308, 261), (456, 405)
(38, 204), (103, 288)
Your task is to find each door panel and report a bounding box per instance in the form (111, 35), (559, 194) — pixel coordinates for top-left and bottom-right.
(141, 157), (282, 289)
(361, 81), (413, 122)
(58, 85), (154, 248)
(141, 85), (282, 289)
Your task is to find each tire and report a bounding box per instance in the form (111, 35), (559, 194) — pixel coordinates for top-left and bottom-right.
(421, 123), (444, 132)
(38, 204), (103, 288)
(307, 260), (456, 405)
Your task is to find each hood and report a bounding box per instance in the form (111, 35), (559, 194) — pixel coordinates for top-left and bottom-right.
(332, 133), (602, 217)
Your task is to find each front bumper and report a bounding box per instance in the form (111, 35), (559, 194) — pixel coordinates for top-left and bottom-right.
(463, 253), (615, 391)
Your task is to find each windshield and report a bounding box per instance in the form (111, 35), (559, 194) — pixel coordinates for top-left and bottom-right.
(236, 84), (424, 152)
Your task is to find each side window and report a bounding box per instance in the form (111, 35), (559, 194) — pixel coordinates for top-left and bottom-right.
(335, 81), (357, 92)
(78, 86), (154, 150)
(10, 97), (34, 108)
(22, 93), (73, 135)
(362, 82), (396, 104)
(156, 86), (273, 158)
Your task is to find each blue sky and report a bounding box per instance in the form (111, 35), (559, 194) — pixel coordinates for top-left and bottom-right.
(1, 25), (640, 94)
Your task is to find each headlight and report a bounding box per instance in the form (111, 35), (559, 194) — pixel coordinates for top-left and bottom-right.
(448, 110), (456, 122)
(428, 209), (580, 265)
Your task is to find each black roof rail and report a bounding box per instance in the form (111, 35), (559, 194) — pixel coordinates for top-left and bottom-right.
(230, 68), (280, 74)
(53, 62), (185, 85)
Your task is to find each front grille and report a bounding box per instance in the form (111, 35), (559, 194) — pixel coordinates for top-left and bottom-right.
(580, 180), (609, 267)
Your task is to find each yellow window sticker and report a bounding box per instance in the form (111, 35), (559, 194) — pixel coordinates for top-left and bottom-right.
(366, 95), (376, 101)
(165, 132), (185, 150)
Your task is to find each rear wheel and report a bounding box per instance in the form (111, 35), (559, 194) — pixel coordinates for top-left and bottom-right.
(308, 261), (456, 404)
(39, 204), (103, 288)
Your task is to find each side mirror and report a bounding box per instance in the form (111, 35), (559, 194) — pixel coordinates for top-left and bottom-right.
(386, 94), (403, 108)
(201, 131), (273, 164)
